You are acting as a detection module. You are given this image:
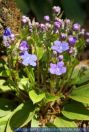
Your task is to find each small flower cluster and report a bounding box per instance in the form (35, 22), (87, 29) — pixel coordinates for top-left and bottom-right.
(49, 40), (69, 75)
(49, 61), (66, 76)
(19, 41), (37, 66)
(20, 51), (37, 66)
(2, 28), (37, 67)
(2, 5), (87, 76)
(51, 40), (69, 53)
(3, 28), (15, 47)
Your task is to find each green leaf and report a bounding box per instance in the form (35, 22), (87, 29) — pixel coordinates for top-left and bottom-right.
(69, 84), (89, 104)
(62, 101), (89, 120)
(0, 114), (11, 125)
(29, 90), (45, 104)
(24, 68), (35, 85)
(0, 60), (10, 77)
(71, 68), (89, 85)
(36, 46), (44, 60)
(0, 59), (6, 69)
(0, 80), (5, 86)
(0, 98), (15, 117)
(0, 124), (7, 132)
(0, 113), (12, 132)
(31, 118), (39, 127)
(18, 78), (29, 90)
(46, 93), (59, 103)
(0, 80), (12, 92)
(6, 101), (35, 132)
(54, 117), (77, 127)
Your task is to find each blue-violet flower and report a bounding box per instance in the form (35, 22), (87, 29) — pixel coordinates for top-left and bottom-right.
(49, 61), (66, 75)
(19, 41), (29, 51)
(51, 40), (69, 53)
(20, 51), (37, 66)
(3, 28), (14, 47)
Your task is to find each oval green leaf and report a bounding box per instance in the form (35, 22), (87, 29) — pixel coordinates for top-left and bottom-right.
(62, 101), (89, 120)
(54, 117), (77, 127)
(29, 90), (45, 104)
(0, 98), (15, 117)
(6, 101), (35, 132)
(69, 84), (89, 104)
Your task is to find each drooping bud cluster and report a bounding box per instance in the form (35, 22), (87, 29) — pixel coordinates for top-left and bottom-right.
(3, 28), (15, 47)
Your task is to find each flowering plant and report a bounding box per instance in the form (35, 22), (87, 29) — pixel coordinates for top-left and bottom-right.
(0, 6), (89, 131)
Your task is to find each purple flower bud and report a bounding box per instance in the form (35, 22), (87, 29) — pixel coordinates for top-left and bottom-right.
(4, 28), (12, 36)
(54, 21), (61, 29)
(60, 33), (67, 40)
(35, 22), (39, 27)
(55, 18), (62, 23)
(52, 6), (61, 14)
(68, 36), (77, 45)
(22, 16), (29, 23)
(53, 51), (57, 55)
(65, 19), (71, 25)
(19, 41), (29, 51)
(3, 40), (10, 47)
(45, 23), (51, 29)
(10, 34), (15, 41)
(69, 47), (74, 54)
(86, 32), (89, 36)
(86, 39), (89, 44)
(58, 55), (63, 61)
(22, 18), (27, 23)
(80, 28), (85, 36)
(69, 47), (77, 57)
(39, 23), (47, 31)
(44, 15), (50, 21)
(73, 23), (80, 31)
(3, 28), (15, 47)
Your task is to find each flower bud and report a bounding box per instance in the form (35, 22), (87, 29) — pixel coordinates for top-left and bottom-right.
(58, 55), (63, 61)
(60, 33), (67, 40)
(73, 23), (80, 31)
(52, 6), (61, 14)
(44, 15), (50, 22)
(68, 36), (77, 45)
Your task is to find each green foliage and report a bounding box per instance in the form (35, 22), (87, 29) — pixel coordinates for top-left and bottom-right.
(45, 93), (59, 103)
(62, 101), (89, 120)
(0, 3), (89, 130)
(36, 46), (45, 60)
(69, 84), (89, 104)
(0, 98), (15, 117)
(6, 101), (35, 132)
(31, 118), (39, 127)
(29, 90), (45, 104)
(54, 117), (77, 127)
(71, 68), (89, 85)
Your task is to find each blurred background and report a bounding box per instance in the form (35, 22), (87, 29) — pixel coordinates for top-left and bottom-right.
(15, 0), (89, 30)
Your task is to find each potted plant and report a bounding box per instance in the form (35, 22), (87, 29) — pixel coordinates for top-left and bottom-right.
(0, 6), (89, 132)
